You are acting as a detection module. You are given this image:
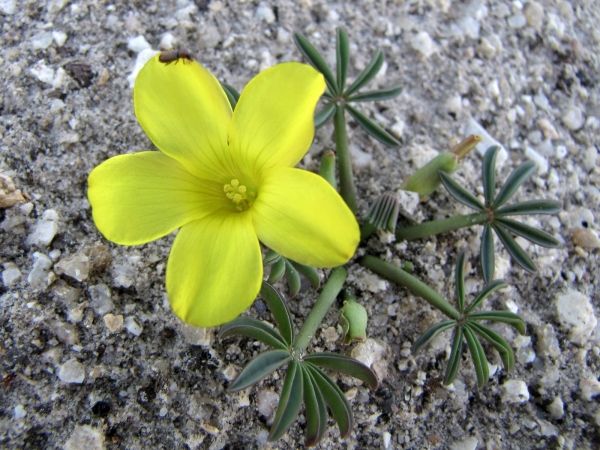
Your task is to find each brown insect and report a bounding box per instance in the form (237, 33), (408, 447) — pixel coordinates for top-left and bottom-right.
(159, 50), (194, 65)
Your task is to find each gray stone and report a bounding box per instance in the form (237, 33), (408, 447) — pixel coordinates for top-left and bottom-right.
(556, 290), (598, 345)
(2, 263), (21, 286)
(63, 425), (104, 450)
(25, 209), (59, 247)
(55, 253), (90, 282)
(88, 284), (114, 315)
(58, 358), (85, 384)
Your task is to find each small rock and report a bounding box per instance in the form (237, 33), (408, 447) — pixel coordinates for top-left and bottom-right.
(538, 118), (559, 140)
(159, 33), (177, 50)
(383, 431), (392, 449)
(465, 118), (508, 165)
(198, 25), (221, 49)
(111, 263), (136, 288)
(127, 35), (151, 53)
(537, 419), (559, 437)
(103, 314), (124, 333)
(55, 252), (90, 282)
(2, 263), (21, 286)
(572, 228), (600, 250)
(82, 242), (112, 272)
(458, 17), (480, 39)
(256, 389), (279, 418)
(322, 326), (339, 342)
(580, 378), (600, 401)
(64, 425), (104, 450)
(524, 146), (548, 175)
(52, 31), (67, 47)
(222, 364), (238, 382)
(30, 31), (54, 50)
(127, 48), (159, 88)
(507, 14), (527, 29)
(33, 252), (52, 270)
(349, 144), (372, 168)
(562, 107), (585, 131)
(13, 405), (26, 419)
(351, 338), (390, 382)
(25, 209), (59, 247)
(30, 60), (55, 85)
(411, 31), (438, 58)
(58, 358), (85, 384)
(255, 4), (275, 24)
(356, 272), (388, 293)
(556, 290), (598, 345)
(538, 324), (561, 358)
(0, 173), (25, 208)
(477, 37), (497, 58)
(0, 0), (16, 15)
(524, 1), (544, 29)
(124, 316), (143, 336)
(50, 321), (79, 345)
(88, 284), (114, 315)
(501, 380), (529, 403)
(547, 396), (564, 419)
(450, 437), (478, 450)
(181, 323), (214, 346)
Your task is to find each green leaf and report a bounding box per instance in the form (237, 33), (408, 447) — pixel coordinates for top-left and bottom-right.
(301, 365), (327, 447)
(482, 146), (499, 206)
(267, 257), (286, 283)
(467, 321), (515, 370)
(463, 325), (489, 387)
(347, 84), (402, 102)
(345, 104), (399, 147)
(305, 364), (353, 438)
(464, 279), (507, 314)
(492, 161), (536, 209)
(263, 249), (282, 266)
(260, 282), (294, 346)
(439, 171), (485, 211)
(269, 361), (304, 441)
(284, 259), (301, 297)
(495, 218), (559, 247)
(222, 83), (240, 111)
(365, 192), (400, 232)
(304, 353), (378, 389)
(290, 261), (320, 290)
(444, 326), (463, 386)
(219, 317), (288, 350)
(480, 224), (495, 284)
(455, 252), (466, 312)
(293, 32), (338, 95)
(345, 50), (384, 97)
(495, 200), (562, 216)
(336, 27), (349, 93)
(228, 349), (291, 392)
(492, 224), (537, 273)
(467, 311), (526, 335)
(413, 320), (456, 354)
(315, 103), (336, 128)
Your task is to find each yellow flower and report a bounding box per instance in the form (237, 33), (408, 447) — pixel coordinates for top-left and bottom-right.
(88, 57), (359, 327)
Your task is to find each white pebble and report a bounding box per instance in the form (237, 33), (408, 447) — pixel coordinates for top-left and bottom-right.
(411, 31), (438, 58)
(580, 378), (600, 401)
(25, 209), (59, 247)
(159, 33), (177, 50)
(0, 0), (17, 15)
(31, 31), (54, 50)
(450, 437), (478, 450)
(458, 17), (480, 39)
(501, 380), (530, 403)
(383, 431), (392, 449)
(55, 252), (90, 282)
(349, 144), (372, 168)
(181, 323), (214, 346)
(539, 324), (561, 357)
(548, 396), (564, 419)
(13, 405), (26, 419)
(127, 35), (151, 53)
(30, 60), (55, 85)
(2, 263), (21, 286)
(88, 284), (114, 315)
(465, 118), (508, 165)
(524, 1), (544, 29)
(127, 48), (159, 88)
(556, 290), (598, 345)
(64, 425), (104, 450)
(538, 118), (559, 140)
(351, 338), (390, 382)
(356, 272), (388, 293)
(562, 107), (585, 131)
(256, 389), (279, 418)
(52, 31), (67, 47)
(255, 4), (275, 24)
(124, 316), (143, 336)
(507, 14), (527, 29)
(524, 146), (548, 175)
(58, 358), (85, 383)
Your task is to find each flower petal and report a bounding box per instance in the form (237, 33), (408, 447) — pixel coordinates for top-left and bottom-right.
(134, 55), (236, 183)
(228, 63), (325, 179)
(88, 151), (225, 245)
(167, 211), (263, 327)
(252, 168), (359, 267)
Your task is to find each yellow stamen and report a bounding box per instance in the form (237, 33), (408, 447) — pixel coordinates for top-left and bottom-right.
(223, 179), (255, 212)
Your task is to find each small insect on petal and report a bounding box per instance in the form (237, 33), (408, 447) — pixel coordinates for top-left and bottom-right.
(159, 50), (194, 66)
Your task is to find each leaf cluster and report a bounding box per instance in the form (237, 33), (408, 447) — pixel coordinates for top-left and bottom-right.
(264, 249), (320, 297)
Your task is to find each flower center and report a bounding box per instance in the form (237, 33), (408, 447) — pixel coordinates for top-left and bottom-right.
(224, 179), (256, 212)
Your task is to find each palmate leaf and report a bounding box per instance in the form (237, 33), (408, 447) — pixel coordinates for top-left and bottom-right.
(260, 282), (294, 346)
(267, 257), (286, 283)
(464, 279), (507, 314)
(482, 145), (499, 206)
(495, 217), (559, 247)
(467, 311), (526, 334)
(228, 349), (291, 392)
(219, 317), (288, 351)
(495, 199), (562, 216)
(290, 261), (320, 290)
(269, 361), (304, 441)
(492, 161), (537, 209)
(413, 320), (456, 354)
(304, 353), (378, 389)
(345, 104), (399, 147)
(345, 50), (384, 96)
(305, 363), (353, 438)
(439, 170), (485, 211)
(315, 103), (336, 128)
(284, 259), (301, 297)
(492, 223), (536, 272)
(464, 324), (489, 387)
(467, 321), (515, 370)
(444, 326), (464, 385)
(455, 252), (466, 311)
(347, 84), (403, 103)
(336, 27), (349, 92)
(222, 83), (240, 111)
(480, 224), (495, 284)
(301, 365), (327, 447)
(293, 33), (338, 95)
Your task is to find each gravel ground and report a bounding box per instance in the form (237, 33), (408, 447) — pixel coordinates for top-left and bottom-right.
(1, 0), (599, 449)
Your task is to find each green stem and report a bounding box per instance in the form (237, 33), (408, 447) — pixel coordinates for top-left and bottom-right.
(396, 212), (488, 241)
(360, 255), (460, 320)
(360, 222), (376, 240)
(334, 104), (357, 213)
(319, 150), (337, 189)
(293, 266), (347, 352)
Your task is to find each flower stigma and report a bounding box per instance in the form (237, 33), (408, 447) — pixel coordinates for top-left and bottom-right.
(224, 179), (256, 211)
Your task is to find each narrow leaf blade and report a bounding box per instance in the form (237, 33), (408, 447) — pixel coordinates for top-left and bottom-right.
(464, 325), (489, 387)
(269, 361), (304, 441)
(303, 365), (328, 446)
(260, 282), (294, 346)
(492, 224), (537, 273)
(439, 171), (485, 210)
(315, 103), (336, 128)
(336, 27), (349, 92)
(465, 279), (507, 314)
(290, 261), (320, 290)
(467, 321), (515, 370)
(294, 32), (338, 94)
(304, 353), (378, 389)
(300, 365), (325, 447)
(284, 259), (301, 297)
(267, 258), (286, 283)
(345, 104), (399, 147)
(455, 252), (466, 312)
(492, 161), (536, 209)
(482, 146), (499, 206)
(495, 200), (562, 216)
(480, 224), (495, 284)
(347, 84), (402, 102)
(228, 349), (291, 392)
(444, 326), (463, 385)
(219, 317), (288, 350)
(467, 311), (526, 335)
(345, 50), (384, 96)
(221, 83), (240, 111)
(263, 249), (282, 266)
(413, 320), (456, 354)
(495, 218), (559, 247)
